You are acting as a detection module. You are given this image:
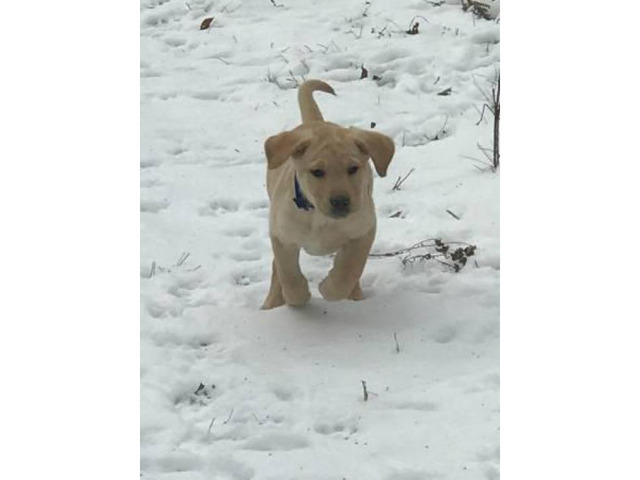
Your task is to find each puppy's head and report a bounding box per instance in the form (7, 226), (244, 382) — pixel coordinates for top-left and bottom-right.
(265, 123), (395, 219)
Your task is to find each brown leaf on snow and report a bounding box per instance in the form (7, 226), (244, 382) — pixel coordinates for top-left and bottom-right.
(200, 17), (214, 30)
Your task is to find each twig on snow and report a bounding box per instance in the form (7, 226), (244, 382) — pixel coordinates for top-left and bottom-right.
(346, 25), (364, 39)
(392, 168), (415, 191)
(406, 15), (430, 31)
(446, 209), (461, 220)
(223, 408), (234, 424)
(176, 252), (190, 266)
(472, 70), (500, 170)
(370, 238), (477, 273)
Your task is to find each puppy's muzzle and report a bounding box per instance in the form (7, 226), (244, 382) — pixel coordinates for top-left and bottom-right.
(329, 195), (351, 218)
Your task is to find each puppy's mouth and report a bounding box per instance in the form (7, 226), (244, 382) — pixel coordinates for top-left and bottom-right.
(329, 209), (350, 219)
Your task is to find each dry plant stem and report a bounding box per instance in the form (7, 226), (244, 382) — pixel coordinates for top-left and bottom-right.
(473, 71), (500, 170)
(493, 75), (500, 169)
(177, 252), (190, 266)
(446, 209), (461, 220)
(223, 408), (234, 424)
(369, 238), (472, 258)
(392, 168), (415, 190)
(370, 239), (477, 273)
(407, 15), (430, 29)
(361, 380), (369, 402)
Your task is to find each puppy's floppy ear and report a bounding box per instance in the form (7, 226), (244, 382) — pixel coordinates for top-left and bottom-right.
(264, 127), (312, 170)
(350, 128), (395, 177)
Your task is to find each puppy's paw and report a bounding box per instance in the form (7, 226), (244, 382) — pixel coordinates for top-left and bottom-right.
(348, 282), (364, 301)
(261, 294), (285, 310)
(319, 276), (350, 302)
(282, 280), (311, 307)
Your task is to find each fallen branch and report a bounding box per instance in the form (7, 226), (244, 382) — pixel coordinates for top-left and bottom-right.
(369, 238), (471, 258)
(370, 238), (477, 273)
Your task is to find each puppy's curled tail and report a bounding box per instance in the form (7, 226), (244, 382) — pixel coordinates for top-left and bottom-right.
(298, 79), (336, 124)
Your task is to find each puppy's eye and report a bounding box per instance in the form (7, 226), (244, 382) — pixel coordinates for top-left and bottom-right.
(311, 169), (325, 178)
(347, 166), (359, 175)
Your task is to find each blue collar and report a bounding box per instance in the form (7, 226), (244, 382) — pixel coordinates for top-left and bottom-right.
(293, 175), (314, 211)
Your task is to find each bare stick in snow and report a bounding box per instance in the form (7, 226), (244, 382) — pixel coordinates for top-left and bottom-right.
(393, 333), (400, 353)
(223, 408), (234, 424)
(446, 209), (461, 220)
(177, 252), (190, 266)
(473, 71), (500, 170)
(361, 380), (369, 402)
(392, 168), (415, 191)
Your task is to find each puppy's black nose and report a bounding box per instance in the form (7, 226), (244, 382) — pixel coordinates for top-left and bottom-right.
(329, 196), (350, 216)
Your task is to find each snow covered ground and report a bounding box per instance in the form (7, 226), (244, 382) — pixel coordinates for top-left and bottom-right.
(141, 0), (500, 478)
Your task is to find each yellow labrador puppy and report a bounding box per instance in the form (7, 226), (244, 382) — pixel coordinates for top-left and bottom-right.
(261, 79), (395, 310)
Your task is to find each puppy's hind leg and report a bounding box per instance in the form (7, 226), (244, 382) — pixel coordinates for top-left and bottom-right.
(261, 260), (285, 310)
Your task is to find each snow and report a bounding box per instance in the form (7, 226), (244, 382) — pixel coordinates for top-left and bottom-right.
(141, 0), (500, 478)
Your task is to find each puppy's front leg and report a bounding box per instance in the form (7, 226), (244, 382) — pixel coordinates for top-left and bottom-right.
(319, 228), (375, 302)
(272, 237), (311, 307)
(261, 260), (285, 310)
